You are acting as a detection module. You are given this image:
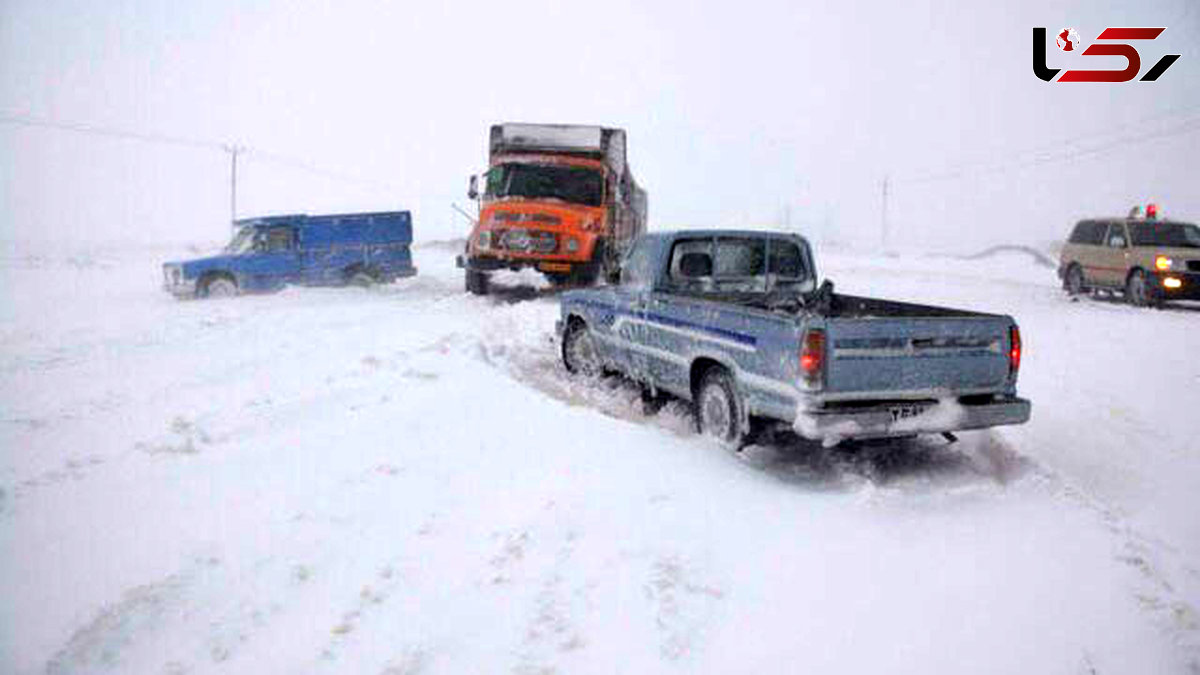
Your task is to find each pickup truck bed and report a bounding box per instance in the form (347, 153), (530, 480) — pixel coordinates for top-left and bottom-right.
(826, 294), (988, 318)
(558, 230), (1031, 446)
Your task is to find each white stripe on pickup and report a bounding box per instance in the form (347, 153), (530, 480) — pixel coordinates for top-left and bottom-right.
(613, 316), (757, 353)
(591, 327), (802, 402)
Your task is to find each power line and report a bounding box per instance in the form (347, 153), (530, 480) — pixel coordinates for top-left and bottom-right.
(0, 112), (225, 152)
(0, 112), (401, 192)
(247, 147), (402, 192)
(899, 107), (1200, 185)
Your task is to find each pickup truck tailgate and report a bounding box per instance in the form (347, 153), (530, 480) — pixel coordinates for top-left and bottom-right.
(823, 315), (1013, 399)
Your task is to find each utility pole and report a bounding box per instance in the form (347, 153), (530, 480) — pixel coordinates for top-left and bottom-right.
(225, 144), (242, 230)
(880, 174), (890, 253)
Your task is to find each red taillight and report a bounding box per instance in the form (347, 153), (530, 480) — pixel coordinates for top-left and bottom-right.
(1009, 325), (1022, 376)
(800, 329), (826, 388)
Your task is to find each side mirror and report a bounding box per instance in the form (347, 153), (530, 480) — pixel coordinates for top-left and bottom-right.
(467, 175), (479, 200)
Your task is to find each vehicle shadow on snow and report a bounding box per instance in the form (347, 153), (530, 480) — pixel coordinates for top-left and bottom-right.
(1068, 292), (1200, 314)
(486, 333), (1035, 494)
(482, 282), (562, 305)
(736, 430), (1035, 493)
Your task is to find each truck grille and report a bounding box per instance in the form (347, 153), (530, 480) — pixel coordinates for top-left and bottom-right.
(496, 229), (557, 253)
(492, 211), (562, 226)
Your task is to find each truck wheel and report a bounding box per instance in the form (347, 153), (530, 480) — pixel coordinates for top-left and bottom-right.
(546, 272), (573, 287)
(465, 269), (490, 295)
(695, 368), (744, 448)
(1125, 270), (1151, 307)
(203, 276), (237, 298)
(349, 270), (376, 287)
(561, 320), (600, 376)
(1064, 264), (1085, 296)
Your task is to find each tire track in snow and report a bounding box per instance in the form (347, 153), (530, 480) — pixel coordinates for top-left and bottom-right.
(466, 289), (1200, 668)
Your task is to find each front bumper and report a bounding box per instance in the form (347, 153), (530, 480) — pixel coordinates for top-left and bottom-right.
(1148, 271), (1200, 301)
(797, 396), (1032, 440)
(458, 253), (591, 276)
(163, 279), (198, 298)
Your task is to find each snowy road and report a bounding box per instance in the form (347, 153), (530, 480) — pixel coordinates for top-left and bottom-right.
(1, 240), (1198, 673)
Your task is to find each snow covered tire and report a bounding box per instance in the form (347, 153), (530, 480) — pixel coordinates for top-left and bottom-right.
(695, 367), (744, 448)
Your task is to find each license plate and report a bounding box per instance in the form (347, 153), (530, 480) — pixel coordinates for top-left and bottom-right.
(539, 262), (571, 272)
(889, 404), (927, 422)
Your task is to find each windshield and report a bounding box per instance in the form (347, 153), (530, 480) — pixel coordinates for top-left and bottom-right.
(1129, 222), (1200, 248)
(225, 227), (256, 255)
(485, 163), (604, 207)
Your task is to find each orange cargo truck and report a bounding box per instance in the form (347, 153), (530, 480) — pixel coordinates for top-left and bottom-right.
(457, 123), (647, 294)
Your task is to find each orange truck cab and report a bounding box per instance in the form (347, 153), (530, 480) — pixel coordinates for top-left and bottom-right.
(458, 123), (647, 294)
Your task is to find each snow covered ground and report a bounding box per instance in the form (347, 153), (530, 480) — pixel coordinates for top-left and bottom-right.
(1, 238), (1197, 674)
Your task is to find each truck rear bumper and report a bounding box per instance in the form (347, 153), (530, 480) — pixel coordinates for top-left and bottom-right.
(796, 396), (1032, 441)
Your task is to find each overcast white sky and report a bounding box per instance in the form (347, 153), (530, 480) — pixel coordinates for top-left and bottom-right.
(1, 0), (1197, 251)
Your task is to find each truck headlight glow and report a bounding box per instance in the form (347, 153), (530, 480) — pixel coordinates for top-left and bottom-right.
(1155, 255), (1172, 271)
(1163, 277), (1182, 289)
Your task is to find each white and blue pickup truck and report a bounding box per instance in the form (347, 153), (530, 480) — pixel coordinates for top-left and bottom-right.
(556, 230), (1031, 447)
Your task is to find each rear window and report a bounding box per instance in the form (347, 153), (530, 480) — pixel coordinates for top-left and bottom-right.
(665, 236), (812, 294)
(768, 240), (806, 278)
(714, 238), (765, 277)
(1069, 220), (1106, 245)
(1128, 222), (1200, 248)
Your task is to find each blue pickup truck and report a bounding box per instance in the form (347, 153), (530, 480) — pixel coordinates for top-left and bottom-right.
(162, 211), (416, 298)
(557, 230), (1031, 447)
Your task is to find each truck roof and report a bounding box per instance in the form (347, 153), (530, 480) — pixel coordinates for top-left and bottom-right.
(234, 210), (411, 228)
(489, 124), (628, 175)
(646, 229), (809, 242)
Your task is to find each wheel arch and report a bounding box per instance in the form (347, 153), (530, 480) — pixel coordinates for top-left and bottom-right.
(198, 270), (237, 293)
(689, 356), (734, 402)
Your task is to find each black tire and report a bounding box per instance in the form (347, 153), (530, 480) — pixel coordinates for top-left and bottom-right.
(465, 269), (490, 295)
(561, 320), (600, 376)
(1125, 269), (1152, 307)
(201, 275), (237, 298)
(1064, 264), (1085, 296)
(546, 272), (573, 287)
(694, 367), (745, 448)
(348, 269), (376, 287)
(571, 261), (600, 287)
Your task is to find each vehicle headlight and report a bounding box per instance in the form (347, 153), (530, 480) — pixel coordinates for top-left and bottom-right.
(565, 237), (579, 253)
(478, 231), (492, 249)
(1155, 255), (1172, 271)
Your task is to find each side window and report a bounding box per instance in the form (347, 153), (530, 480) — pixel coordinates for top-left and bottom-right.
(1069, 221), (1091, 244)
(1071, 220), (1106, 246)
(620, 239), (654, 288)
(668, 238), (714, 292)
(265, 227), (295, 252)
(1106, 223), (1128, 248)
